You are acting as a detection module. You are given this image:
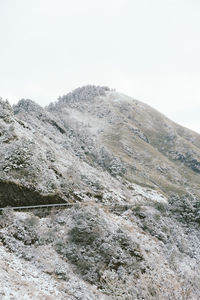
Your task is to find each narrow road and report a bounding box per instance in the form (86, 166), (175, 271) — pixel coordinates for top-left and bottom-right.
(0, 203), (72, 211)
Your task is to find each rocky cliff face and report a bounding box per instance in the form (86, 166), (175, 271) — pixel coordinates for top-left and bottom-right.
(0, 86), (200, 299)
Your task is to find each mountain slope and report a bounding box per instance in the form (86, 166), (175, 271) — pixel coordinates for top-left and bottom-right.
(0, 86), (200, 299)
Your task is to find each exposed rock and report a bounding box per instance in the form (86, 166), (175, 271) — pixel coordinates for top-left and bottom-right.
(130, 127), (149, 143)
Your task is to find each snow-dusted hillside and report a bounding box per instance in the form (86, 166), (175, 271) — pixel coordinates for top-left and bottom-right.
(0, 86), (200, 299)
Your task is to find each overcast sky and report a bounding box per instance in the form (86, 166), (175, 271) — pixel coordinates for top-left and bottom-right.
(0, 0), (200, 133)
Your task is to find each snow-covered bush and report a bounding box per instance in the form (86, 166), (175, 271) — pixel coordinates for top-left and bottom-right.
(47, 85), (110, 111)
(55, 206), (143, 287)
(0, 98), (14, 123)
(3, 140), (33, 171)
(0, 207), (14, 228)
(97, 147), (126, 176)
(13, 99), (44, 116)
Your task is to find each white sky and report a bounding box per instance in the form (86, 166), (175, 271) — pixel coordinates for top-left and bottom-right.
(0, 0), (200, 133)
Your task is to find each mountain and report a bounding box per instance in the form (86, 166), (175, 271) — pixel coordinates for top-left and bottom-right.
(0, 85), (200, 299)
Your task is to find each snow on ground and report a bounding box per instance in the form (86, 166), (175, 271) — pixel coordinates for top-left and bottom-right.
(0, 244), (65, 300)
